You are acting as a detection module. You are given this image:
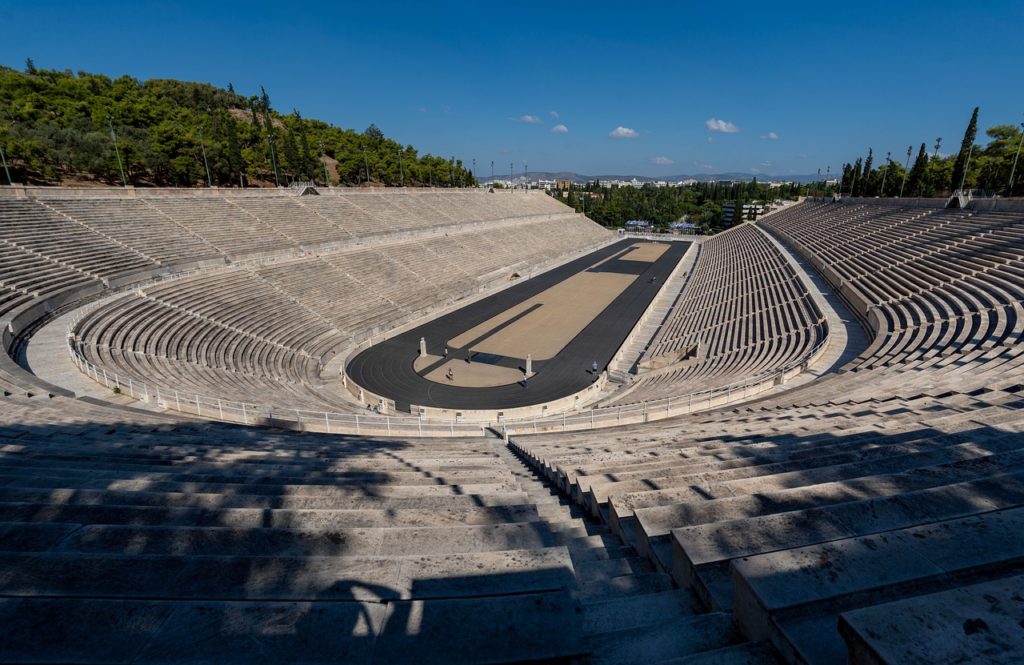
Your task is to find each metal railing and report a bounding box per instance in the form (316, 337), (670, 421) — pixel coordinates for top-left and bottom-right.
(65, 342), (487, 437)
(498, 335), (830, 435)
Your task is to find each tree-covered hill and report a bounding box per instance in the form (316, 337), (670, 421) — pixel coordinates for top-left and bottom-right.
(0, 62), (474, 187)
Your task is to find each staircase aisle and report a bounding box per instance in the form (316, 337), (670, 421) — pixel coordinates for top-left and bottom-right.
(491, 435), (777, 665)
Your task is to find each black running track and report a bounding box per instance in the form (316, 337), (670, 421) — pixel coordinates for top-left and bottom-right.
(346, 239), (689, 411)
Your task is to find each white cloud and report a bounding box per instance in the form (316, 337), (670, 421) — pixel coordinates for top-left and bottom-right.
(609, 126), (639, 139)
(705, 118), (740, 133)
(551, 124), (569, 134)
(760, 160), (774, 167)
(511, 114), (542, 124)
(651, 156), (673, 165)
(760, 131), (779, 140)
(706, 136), (713, 143)
(549, 111), (559, 119)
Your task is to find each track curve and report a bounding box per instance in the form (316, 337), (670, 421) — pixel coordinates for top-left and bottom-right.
(346, 239), (689, 411)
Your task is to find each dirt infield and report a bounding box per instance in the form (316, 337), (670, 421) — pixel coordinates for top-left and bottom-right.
(620, 243), (669, 262)
(420, 241), (667, 388)
(414, 354), (527, 388)
(449, 271), (636, 360)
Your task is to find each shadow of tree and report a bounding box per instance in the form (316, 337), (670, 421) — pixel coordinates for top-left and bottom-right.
(0, 405), (585, 663)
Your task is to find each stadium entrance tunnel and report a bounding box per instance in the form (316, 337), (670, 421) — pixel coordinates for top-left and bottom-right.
(344, 239), (689, 419)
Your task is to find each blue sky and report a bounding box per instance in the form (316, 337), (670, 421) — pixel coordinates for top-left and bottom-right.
(2, 1), (1022, 177)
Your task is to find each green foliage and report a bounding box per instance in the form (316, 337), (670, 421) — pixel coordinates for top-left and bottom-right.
(906, 143), (928, 197)
(556, 180), (802, 234)
(0, 65), (474, 187)
(842, 109), (1023, 198)
(950, 106), (979, 192)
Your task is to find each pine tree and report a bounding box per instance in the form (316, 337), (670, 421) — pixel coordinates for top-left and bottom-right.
(906, 143), (928, 197)
(950, 106), (979, 192)
(851, 158), (863, 196)
(24, 58), (35, 74)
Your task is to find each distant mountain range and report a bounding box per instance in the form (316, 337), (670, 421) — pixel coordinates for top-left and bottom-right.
(477, 171), (823, 184)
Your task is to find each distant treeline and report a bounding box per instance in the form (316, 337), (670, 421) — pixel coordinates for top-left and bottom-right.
(840, 107), (1023, 198)
(0, 62), (474, 187)
(557, 180), (804, 233)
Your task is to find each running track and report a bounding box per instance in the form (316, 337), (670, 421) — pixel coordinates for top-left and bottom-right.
(346, 239), (689, 411)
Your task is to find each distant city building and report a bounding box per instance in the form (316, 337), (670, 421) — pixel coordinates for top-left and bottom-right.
(722, 201), (768, 222)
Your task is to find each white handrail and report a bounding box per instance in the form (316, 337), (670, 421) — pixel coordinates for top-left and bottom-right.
(65, 340), (486, 438)
(498, 333), (830, 434)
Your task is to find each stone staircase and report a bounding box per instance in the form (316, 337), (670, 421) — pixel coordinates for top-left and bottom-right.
(492, 437), (776, 665)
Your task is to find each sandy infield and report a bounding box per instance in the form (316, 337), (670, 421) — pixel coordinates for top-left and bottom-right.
(448, 272), (632, 360)
(414, 354), (527, 388)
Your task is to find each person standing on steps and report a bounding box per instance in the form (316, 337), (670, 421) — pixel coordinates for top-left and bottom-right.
(446, 367), (454, 381)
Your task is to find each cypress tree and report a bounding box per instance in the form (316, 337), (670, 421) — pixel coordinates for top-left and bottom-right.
(281, 128), (301, 180)
(950, 106), (979, 192)
(293, 111), (316, 179)
(906, 143), (928, 197)
(861, 149), (874, 196)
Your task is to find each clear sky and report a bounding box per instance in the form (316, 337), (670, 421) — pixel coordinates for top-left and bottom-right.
(2, 1), (1021, 177)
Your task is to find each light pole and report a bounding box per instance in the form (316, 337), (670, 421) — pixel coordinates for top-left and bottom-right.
(899, 145), (911, 198)
(509, 162), (513, 189)
(472, 158), (476, 187)
(363, 148), (370, 184)
(450, 157), (455, 188)
(490, 160), (494, 185)
(1007, 120), (1024, 197)
(825, 166), (830, 195)
(398, 148), (404, 187)
(198, 126), (212, 187)
(107, 115), (128, 187)
(319, 140), (330, 187)
(524, 162), (528, 190)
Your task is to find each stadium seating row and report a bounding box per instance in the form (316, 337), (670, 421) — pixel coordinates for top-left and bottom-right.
(609, 222), (826, 405)
(512, 198), (1024, 663)
(68, 208), (608, 413)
